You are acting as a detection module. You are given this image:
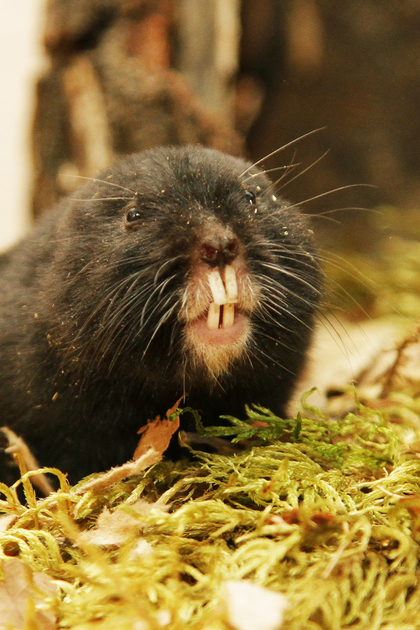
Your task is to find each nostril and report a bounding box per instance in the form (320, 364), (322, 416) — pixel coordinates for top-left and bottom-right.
(201, 244), (219, 265)
(227, 239), (238, 256)
(200, 238), (238, 266)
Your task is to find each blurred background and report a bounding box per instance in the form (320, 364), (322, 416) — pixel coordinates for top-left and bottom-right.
(2, 0), (420, 256)
(0, 0), (45, 251)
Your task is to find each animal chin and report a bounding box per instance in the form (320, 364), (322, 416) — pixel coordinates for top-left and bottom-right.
(189, 309), (248, 346)
(184, 311), (251, 379)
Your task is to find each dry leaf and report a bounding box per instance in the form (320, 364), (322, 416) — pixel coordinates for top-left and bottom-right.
(133, 397), (182, 460)
(75, 448), (160, 494)
(0, 558), (57, 630)
(0, 515), (17, 532)
(0, 427), (55, 496)
(80, 499), (168, 547)
(74, 399), (184, 495)
(129, 538), (154, 561)
(80, 507), (142, 546)
(222, 580), (289, 630)
(76, 399), (183, 495)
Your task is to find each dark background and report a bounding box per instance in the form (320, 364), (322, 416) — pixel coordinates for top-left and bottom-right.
(31, 0), (420, 252)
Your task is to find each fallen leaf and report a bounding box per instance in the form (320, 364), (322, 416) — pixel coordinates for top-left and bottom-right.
(0, 558), (57, 630)
(80, 507), (142, 546)
(0, 515), (17, 532)
(75, 448), (160, 494)
(129, 538), (154, 561)
(222, 580), (289, 630)
(133, 397), (183, 460)
(74, 400), (184, 495)
(0, 427), (55, 496)
(80, 500), (166, 547)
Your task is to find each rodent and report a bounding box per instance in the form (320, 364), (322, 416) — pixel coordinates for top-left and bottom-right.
(0, 145), (322, 485)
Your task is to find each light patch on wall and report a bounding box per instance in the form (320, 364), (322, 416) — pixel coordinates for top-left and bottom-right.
(0, 0), (46, 252)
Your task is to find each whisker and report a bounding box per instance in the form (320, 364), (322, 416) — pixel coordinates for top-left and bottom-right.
(239, 128), (326, 177)
(318, 249), (404, 318)
(260, 245), (322, 269)
(272, 150), (330, 192)
(257, 298), (312, 331)
(241, 161), (300, 184)
(142, 299), (181, 356)
(259, 278), (317, 311)
(103, 278), (152, 322)
(62, 174), (137, 195)
(269, 149), (300, 187)
(316, 309), (375, 368)
(140, 276), (178, 328)
(85, 284), (152, 370)
(70, 197), (132, 202)
(258, 261), (323, 296)
(290, 183), (377, 207)
(153, 255), (188, 282)
(309, 206), (383, 218)
(248, 338), (295, 375)
(74, 273), (147, 340)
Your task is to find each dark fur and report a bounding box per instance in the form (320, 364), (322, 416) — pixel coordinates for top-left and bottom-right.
(0, 146), (322, 484)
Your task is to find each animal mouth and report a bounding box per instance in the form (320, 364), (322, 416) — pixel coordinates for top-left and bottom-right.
(187, 264), (250, 353)
(206, 265), (238, 330)
(183, 255), (255, 377)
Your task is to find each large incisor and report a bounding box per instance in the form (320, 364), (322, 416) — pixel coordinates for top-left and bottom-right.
(206, 265), (238, 329)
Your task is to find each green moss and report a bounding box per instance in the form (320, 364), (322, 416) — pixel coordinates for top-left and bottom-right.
(1, 386), (420, 629)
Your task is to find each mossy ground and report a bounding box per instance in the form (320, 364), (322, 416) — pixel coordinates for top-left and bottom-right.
(2, 384), (420, 630)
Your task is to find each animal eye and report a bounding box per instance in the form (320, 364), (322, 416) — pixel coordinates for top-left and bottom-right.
(125, 206), (142, 225)
(245, 190), (256, 205)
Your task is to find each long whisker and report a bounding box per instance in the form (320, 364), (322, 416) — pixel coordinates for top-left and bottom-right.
(70, 197), (132, 202)
(272, 150), (330, 192)
(63, 174), (137, 195)
(239, 128), (326, 177)
(105, 293), (180, 374)
(309, 206), (383, 218)
(142, 298), (181, 357)
(258, 261), (323, 296)
(318, 249), (404, 318)
(291, 184), (377, 207)
(241, 161), (300, 184)
(270, 149), (299, 187)
(74, 273), (146, 340)
(247, 337), (295, 375)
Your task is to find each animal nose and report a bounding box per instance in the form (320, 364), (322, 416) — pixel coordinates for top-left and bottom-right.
(200, 236), (238, 267)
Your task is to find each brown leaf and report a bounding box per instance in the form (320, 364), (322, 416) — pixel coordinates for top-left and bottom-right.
(133, 397), (183, 461)
(0, 558), (57, 630)
(74, 398), (183, 494)
(80, 500), (167, 547)
(79, 507), (141, 547)
(0, 427), (55, 496)
(75, 448), (161, 494)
